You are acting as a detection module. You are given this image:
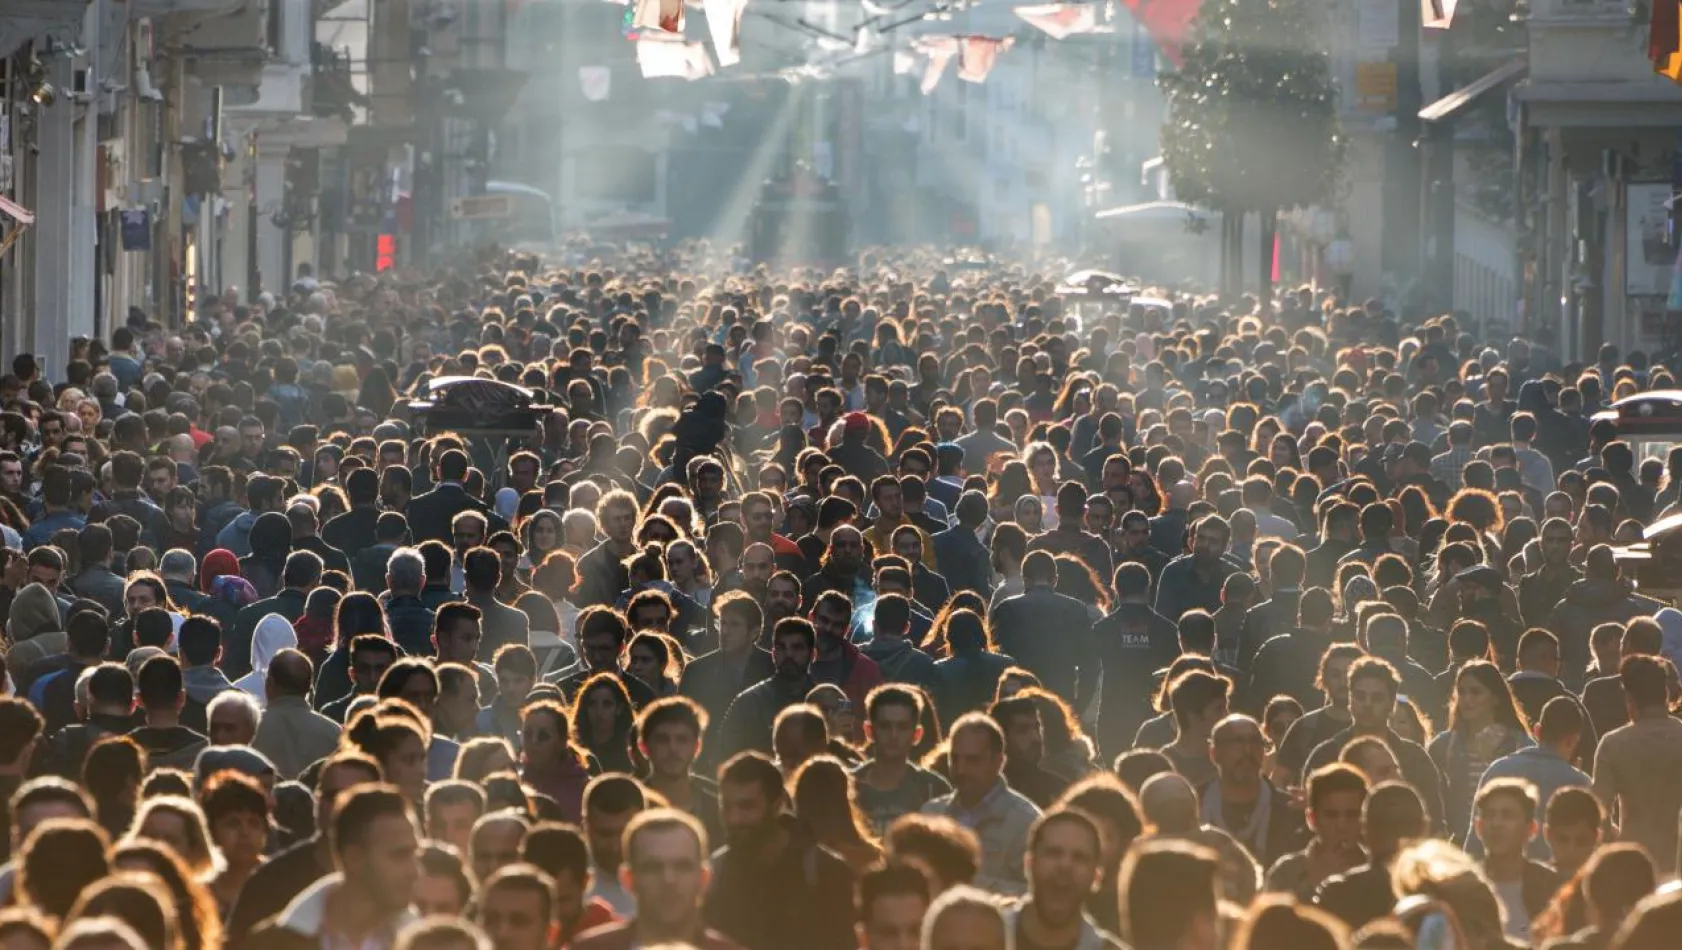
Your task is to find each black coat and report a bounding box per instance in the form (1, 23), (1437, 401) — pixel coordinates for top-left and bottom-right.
(932, 650), (1014, 727)
(991, 587), (1098, 708)
(931, 525), (993, 598)
(704, 816), (856, 950)
(406, 482), (500, 546)
(1090, 602), (1179, 757)
(321, 505), (380, 557)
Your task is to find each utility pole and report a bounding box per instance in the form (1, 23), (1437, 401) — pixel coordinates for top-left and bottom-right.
(1381, 0), (1422, 309)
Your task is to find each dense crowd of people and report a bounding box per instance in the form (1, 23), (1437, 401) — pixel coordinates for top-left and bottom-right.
(2, 245), (1682, 950)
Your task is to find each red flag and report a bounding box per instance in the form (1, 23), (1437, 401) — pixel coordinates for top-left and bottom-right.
(1652, 0), (1681, 70)
(1119, 0), (1201, 66)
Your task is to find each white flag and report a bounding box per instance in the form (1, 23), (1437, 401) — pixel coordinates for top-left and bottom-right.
(893, 49), (918, 75)
(702, 0), (748, 66)
(637, 39), (714, 79)
(915, 36), (959, 94)
(1422, 0), (1458, 29)
(1013, 3), (1098, 40)
(578, 66), (612, 101)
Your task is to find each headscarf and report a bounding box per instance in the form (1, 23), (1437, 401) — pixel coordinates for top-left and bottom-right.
(200, 548), (241, 593)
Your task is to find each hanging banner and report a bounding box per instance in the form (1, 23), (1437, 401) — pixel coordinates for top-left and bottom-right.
(579, 66), (612, 101)
(1118, 0), (1199, 67)
(1421, 0), (1458, 29)
(915, 37), (959, 94)
(1013, 3), (1098, 40)
(958, 37), (1012, 83)
(637, 39), (715, 79)
(702, 0), (748, 67)
(630, 0), (685, 37)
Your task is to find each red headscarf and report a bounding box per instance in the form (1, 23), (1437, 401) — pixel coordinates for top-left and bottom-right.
(200, 548), (241, 593)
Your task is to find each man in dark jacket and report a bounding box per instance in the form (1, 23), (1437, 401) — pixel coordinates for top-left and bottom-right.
(1239, 544), (1305, 669)
(992, 551), (1097, 710)
(1026, 482), (1114, 582)
(681, 592), (775, 772)
(1303, 658), (1447, 831)
(1205, 714), (1306, 869)
(1314, 782), (1429, 930)
(461, 546), (527, 662)
(68, 524), (126, 618)
(1154, 515), (1239, 625)
(321, 467), (382, 555)
(859, 594), (937, 692)
(1304, 502), (1359, 591)
(406, 448), (503, 545)
(89, 450), (167, 546)
(41, 662), (138, 778)
(1547, 546), (1658, 686)
(1091, 562), (1178, 757)
(704, 752), (855, 950)
(575, 490), (639, 609)
(352, 511), (411, 594)
(287, 502), (351, 578)
(931, 491), (993, 597)
(718, 617), (817, 760)
(226, 549), (320, 680)
(1518, 517), (1581, 631)
(126, 654), (208, 772)
(380, 545), (436, 657)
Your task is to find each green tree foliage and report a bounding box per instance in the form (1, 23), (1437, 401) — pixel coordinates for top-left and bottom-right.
(1159, 0), (1344, 215)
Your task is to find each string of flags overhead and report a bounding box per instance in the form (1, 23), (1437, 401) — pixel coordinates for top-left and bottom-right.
(577, 0), (1206, 90)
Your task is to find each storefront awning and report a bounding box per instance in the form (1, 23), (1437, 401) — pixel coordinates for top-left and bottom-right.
(1419, 57), (1526, 124)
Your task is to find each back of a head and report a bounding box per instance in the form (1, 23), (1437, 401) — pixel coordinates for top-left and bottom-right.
(1138, 772), (1198, 835)
(1389, 839), (1504, 947)
(1612, 888), (1682, 950)
(1584, 843), (1656, 926)
(1118, 838), (1220, 950)
(921, 885), (1006, 950)
(1234, 896), (1348, 950)
(1364, 781), (1428, 857)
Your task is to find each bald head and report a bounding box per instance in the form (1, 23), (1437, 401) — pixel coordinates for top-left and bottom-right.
(1140, 773), (1199, 834)
(267, 649), (314, 698)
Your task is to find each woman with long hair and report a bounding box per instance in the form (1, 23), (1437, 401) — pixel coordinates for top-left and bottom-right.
(930, 607), (1014, 728)
(626, 631), (685, 698)
(1428, 660), (1533, 838)
(521, 699), (596, 821)
(519, 509), (564, 571)
(316, 591), (390, 709)
(791, 755), (882, 874)
(111, 841), (222, 949)
(988, 460), (1034, 526)
(571, 672), (637, 775)
(356, 366), (398, 418)
(1023, 687), (1099, 782)
(125, 796), (219, 879)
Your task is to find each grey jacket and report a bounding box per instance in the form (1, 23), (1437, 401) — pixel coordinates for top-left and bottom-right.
(921, 779), (1042, 895)
(253, 694), (343, 779)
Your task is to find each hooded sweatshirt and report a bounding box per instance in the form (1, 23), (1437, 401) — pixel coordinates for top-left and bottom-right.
(234, 614), (298, 707)
(5, 583), (66, 682)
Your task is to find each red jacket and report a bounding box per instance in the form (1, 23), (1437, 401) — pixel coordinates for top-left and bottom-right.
(560, 898), (619, 947)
